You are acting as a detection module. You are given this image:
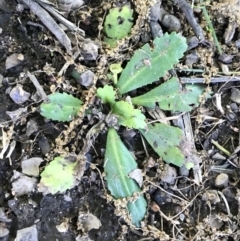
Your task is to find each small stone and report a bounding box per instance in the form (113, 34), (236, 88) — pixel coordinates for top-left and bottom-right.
(160, 164), (177, 184)
(78, 70), (95, 88)
(179, 166), (189, 177)
(149, 1), (161, 22)
(21, 157), (44, 177)
(209, 214), (223, 229)
(38, 136), (51, 155)
(0, 226), (9, 238)
(0, 74), (3, 87)
(122, 129), (136, 140)
(218, 53), (233, 64)
(6, 108), (27, 122)
(187, 36), (199, 50)
(56, 221), (69, 233)
(141, 32), (151, 43)
(14, 225), (38, 241)
(11, 171), (37, 196)
(153, 188), (173, 204)
(222, 187), (236, 201)
(5, 53), (23, 70)
(226, 112), (236, 121)
(77, 212), (101, 232)
(185, 51), (199, 66)
(9, 85), (30, 104)
(235, 39), (240, 48)
(230, 88), (240, 104)
(202, 190), (220, 204)
(215, 173), (229, 188)
(230, 102), (238, 112)
(129, 169), (143, 187)
(179, 213), (185, 222)
(161, 14), (181, 32)
(81, 41), (99, 61)
(26, 119), (38, 136)
(150, 21), (163, 38)
(219, 62), (229, 75)
(224, 21), (237, 44)
(211, 153), (226, 161)
(0, 208), (11, 222)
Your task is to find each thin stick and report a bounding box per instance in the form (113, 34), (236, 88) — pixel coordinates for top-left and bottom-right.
(218, 191), (231, 217)
(27, 71), (49, 103)
(146, 180), (187, 202)
(147, 112), (186, 124)
(174, 0), (204, 41)
(201, 5), (222, 54)
(180, 76), (240, 84)
(19, 0), (72, 53)
(140, 134), (149, 157)
(211, 139), (231, 156)
(36, 0), (85, 36)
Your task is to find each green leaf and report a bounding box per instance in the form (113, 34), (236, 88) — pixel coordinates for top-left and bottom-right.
(104, 5), (134, 47)
(103, 36), (118, 48)
(140, 124), (185, 167)
(112, 101), (147, 129)
(38, 156), (78, 195)
(110, 63), (123, 85)
(40, 93), (82, 122)
(104, 128), (147, 226)
(97, 85), (116, 106)
(117, 32), (188, 94)
(132, 77), (204, 111)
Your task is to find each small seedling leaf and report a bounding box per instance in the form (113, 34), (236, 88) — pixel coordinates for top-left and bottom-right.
(110, 63), (123, 85)
(104, 128), (147, 226)
(140, 124), (185, 167)
(112, 101), (147, 129)
(40, 93), (82, 121)
(97, 85), (116, 106)
(117, 32), (188, 94)
(38, 156), (78, 195)
(132, 77), (204, 111)
(104, 5), (134, 47)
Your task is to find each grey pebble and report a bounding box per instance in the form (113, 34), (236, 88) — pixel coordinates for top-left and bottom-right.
(150, 21), (163, 39)
(0, 227), (9, 238)
(38, 136), (51, 155)
(187, 36), (199, 50)
(226, 112), (236, 121)
(14, 225), (38, 241)
(9, 85), (30, 104)
(215, 173), (229, 188)
(230, 102), (238, 112)
(230, 88), (240, 104)
(211, 152), (226, 161)
(235, 39), (240, 48)
(179, 166), (189, 177)
(81, 41), (99, 61)
(161, 14), (181, 32)
(78, 70), (95, 88)
(160, 164), (177, 184)
(185, 51), (199, 66)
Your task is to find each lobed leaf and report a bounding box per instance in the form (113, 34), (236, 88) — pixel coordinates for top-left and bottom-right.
(38, 156), (78, 195)
(97, 85), (116, 106)
(104, 5), (134, 47)
(104, 128), (147, 226)
(140, 124), (185, 167)
(132, 77), (204, 111)
(40, 92), (82, 122)
(117, 32), (188, 94)
(112, 101), (147, 129)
